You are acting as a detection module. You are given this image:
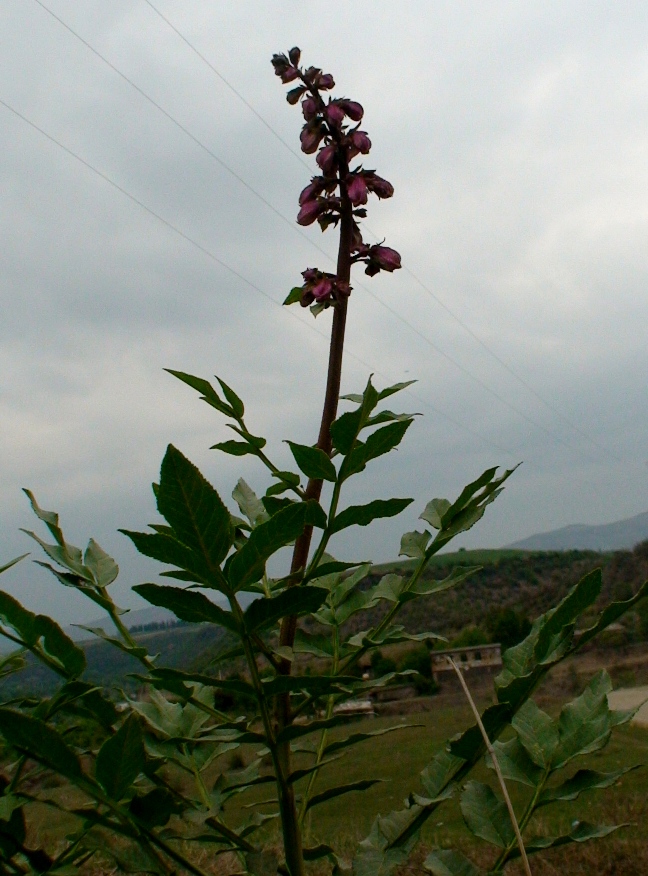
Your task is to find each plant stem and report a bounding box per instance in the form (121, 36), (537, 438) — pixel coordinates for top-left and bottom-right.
(448, 657), (532, 876)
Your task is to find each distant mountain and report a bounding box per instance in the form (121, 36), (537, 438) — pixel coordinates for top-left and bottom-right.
(65, 606), (175, 642)
(506, 511), (648, 552)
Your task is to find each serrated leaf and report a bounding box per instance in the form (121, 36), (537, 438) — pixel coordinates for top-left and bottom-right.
(403, 566), (479, 602)
(133, 584), (239, 633)
(33, 615), (86, 677)
(0, 554), (28, 575)
(157, 444), (233, 569)
(211, 440), (256, 457)
(486, 737), (544, 787)
(120, 530), (214, 586)
(307, 779), (381, 810)
(228, 500), (326, 591)
(83, 538), (118, 588)
(331, 377), (379, 455)
(330, 498), (413, 534)
(244, 585), (327, 633)
(286, 441), (337, 482)
(344, 420), (413, 478)
(370, 574), (405, 603)
(261, 673), (359, 697)
(76, 625), (150, 662)
(399, 530), (431, 559)
(165, 369), (232, 415)
(515, 822), (625, 857)
(324, 724), (412, 757)
(96, 714), (146, 800)
(377, 380), (417, 401)
(420, 499), (451, 530)
(512, 699), (558, 768)
(284, 286), (304, 305)
(148, 668), (255, 699)
(449, 704), (512, 760)
(538, 767), (637, 807)
(420, 749), (466, 799)
(0, 590), (38, 645)
(215, 376), (244, 418)
(423, 849), (483, 876)
(232, 479), (268, 528)
(0, 708), (83, 781)
(460, 781), (514, 848)
(292, 628), (335, 657)
(552, 670), (613, 768)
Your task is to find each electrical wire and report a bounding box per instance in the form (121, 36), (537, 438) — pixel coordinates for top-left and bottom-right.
(139, 0), (622, 465)
(0, 94), (513, 457)
(31, 0), (602, 465)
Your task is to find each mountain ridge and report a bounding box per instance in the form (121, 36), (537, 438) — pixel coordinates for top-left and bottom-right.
(506, 510), (648, 552)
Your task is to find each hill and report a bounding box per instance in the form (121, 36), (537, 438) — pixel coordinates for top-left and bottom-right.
(506, 510), (648, 551)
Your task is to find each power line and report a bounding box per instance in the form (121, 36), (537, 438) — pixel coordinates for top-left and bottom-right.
(32, 0), (599, 465)
(0, 94), (513, 457)
(141, 3), (621, 465)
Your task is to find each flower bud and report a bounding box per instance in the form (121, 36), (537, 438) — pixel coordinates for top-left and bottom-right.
(316, 143), (338, 174)
(351, 130), (371, 154)
(346, 173), (368, 206)
(297, 200), (324, 226)
(302, 267), (318, 281)
(317, 73), (335, 90)
(333, 279), (351, 298)
(286, 85), (306, 105)
(325, 102), (345, 127)
(365, 245), (402, 276)
(271, 53), (290, 76)
(366, 172), (394, 199)
(301, 97), (318, 121)
(299, 177), (326, 206)
(312, 277), (333, 300)
(288, 47), (301, 66)
(300, 123), (324, 154)
(281, 66), (300, 84)
(338, 99), (364, 121)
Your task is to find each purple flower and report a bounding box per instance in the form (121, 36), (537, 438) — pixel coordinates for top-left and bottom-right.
(366, 172), (394, 199)
(325, 102), (346, 127)
(316, 143), (337, 174)
(297, 200), (324, 226)
(338, 99), (364, 121)
(346, 174), (368, 206)
(288, 47), (301, 66)
(299, 177), (326, 206)
(281, 66), (299, 84)
(302, 97), (318, 121)
(300, 123), (324, 154)
(365, 245), (402, 276)
(302, 267), (318, 281)
(351, 130), (371, 154)
(312, 277), (333, 300)
(317, 73), (335, 90)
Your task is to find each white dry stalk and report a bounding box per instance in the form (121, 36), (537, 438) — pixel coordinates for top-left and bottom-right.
(448, 656), (533, 876)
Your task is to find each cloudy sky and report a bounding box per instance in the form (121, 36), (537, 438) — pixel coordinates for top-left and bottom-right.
(2, 1), (648, 624)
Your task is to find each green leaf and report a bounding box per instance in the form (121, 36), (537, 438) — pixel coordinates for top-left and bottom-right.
(516, 822), (625, 857)
(233, 479), (268, 528)
(286, 441), (337, 482)
(538, 767), (637, 807)
(423, 849), (483, 876)
(226, 423), (266, 449)
(76, 625), (151, 663)
(165, 369), (233, 415)
(449, 704), (512, 760)
(552, 670), (613, 768)
(83, 539), (119, 588)
(307, 779), (381, 811)
(403, 566), (480, 602)
(323, 724), (412, 757)
(292, 628), (335, 658)
(344, 420), (413, 478)
(215, 376), (244, 418)
(512, 699), (558, 769)
(33, 615), (86, 677)
(120, 530), (214, 586)
(0, 590), (37, 645)
(420, 499), (451, 530)
(370, 574), (406, 603)
(96, 714), (146, 800)
(330, 376), (379, 455)
(228, 500), (326, 590)
(330, 498), (413, 534)
(460, 781), (514, 848)
(487, 737), (544, 787)
(0, 708), (83, 781)
(129, 788), (177, 828)
(0, 555), (28, 576)
(377, 380), (417, 401)
(245, 850), (279, 876)
(211, 440), (257, 457)
(133, 584), (239, 633)
(261, 674), (359, 697)
(149, 668), (255, 699)
(283, 286), (304, 306)
(157, 444), (233, 569)
(576, 579), (648, 650)
(399, 530), (431, 559)
(243, 586), (327, 633)
(420, 749), (466, 799)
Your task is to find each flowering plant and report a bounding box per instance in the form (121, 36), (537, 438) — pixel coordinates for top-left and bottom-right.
(0, 48), (645, 876)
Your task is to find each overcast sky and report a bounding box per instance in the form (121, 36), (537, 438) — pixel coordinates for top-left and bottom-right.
(2, 1), (648, 624)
